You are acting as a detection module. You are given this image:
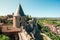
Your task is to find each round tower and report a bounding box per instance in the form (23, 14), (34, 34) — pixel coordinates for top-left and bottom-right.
(13, 4), (26, 28)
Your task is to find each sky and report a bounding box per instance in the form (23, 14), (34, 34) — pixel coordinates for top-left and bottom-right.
(0, 0), (60, 17)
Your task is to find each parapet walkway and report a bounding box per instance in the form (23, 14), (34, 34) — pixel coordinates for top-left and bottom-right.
(18, 29), (51, 40)
(40, 33), (51, 40)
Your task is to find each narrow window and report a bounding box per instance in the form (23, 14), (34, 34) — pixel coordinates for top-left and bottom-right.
(19, 18), (21, 20)
(20, 23), (21, 26)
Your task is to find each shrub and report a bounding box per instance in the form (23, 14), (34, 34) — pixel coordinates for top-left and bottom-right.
(0, 34), (10, 40)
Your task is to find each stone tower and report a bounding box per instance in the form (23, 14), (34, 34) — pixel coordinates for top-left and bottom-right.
(13, 4), (26, 28)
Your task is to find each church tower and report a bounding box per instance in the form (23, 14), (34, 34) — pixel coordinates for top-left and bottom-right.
(13, 4), (26, 28)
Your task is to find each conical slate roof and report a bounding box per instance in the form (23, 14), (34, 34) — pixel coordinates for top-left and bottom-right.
(14, 4), (25, 16)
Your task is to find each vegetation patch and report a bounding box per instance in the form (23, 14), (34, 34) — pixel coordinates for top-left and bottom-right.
(37, 18), (60, 40)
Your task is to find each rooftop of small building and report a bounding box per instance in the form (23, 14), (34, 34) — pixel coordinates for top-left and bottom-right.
(0, 23), (21, 33)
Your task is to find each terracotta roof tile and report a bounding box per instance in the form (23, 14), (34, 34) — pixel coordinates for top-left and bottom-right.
(2, 26), (21, 33)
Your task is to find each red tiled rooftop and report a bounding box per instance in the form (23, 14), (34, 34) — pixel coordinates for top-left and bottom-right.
(2, 26), (21, 33)
(0, 23), (4, 26)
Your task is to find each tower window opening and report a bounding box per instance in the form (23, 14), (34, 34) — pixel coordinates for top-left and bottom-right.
(20, 23), (21, 26)
(19, 18), (21, 20)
